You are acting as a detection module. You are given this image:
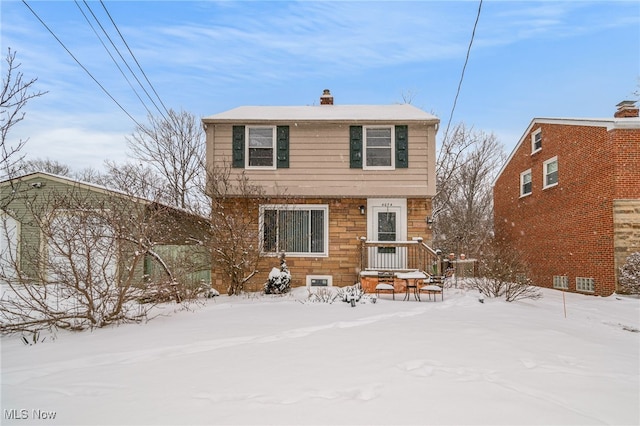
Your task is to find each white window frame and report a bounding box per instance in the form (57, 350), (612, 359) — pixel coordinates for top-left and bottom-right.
(259, 204), (329, 257)
(306, 275), (333, 287)
(520, 169), (532, 197)
(576, 277), (595, 293)
(363, 126), (395, 171)
(246, 126), (276, 170)
(531, 128), (542, 154)
(543, 156), (558, 189)
(553, 275), (568, 290)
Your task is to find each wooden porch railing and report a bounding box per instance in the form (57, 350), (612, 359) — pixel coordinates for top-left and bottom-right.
(358, 237), (442, 275)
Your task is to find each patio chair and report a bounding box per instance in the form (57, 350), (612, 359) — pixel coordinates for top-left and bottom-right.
(419, 274), (444, 301)
(375, 271), (396, 300)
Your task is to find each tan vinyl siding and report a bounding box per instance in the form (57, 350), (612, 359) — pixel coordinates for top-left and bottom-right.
(206, 121), (436, 197)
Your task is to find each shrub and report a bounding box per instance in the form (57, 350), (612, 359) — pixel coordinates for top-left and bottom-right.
(469, 240), (541, 302)
(619, 252), (640, 295)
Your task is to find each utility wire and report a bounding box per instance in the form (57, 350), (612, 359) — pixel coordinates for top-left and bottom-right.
(74, 0), (158, 119)
(21, 0), (143, 128)
(99, 0), (172, 120)
(441, 0), (483, 144)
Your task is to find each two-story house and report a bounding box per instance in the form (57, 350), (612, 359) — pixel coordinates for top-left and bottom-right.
(203, 90), (441, 292)
(493, 101), (640, 296)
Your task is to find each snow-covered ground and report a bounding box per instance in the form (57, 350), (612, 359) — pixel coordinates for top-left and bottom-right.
(2, 286), (639, 425)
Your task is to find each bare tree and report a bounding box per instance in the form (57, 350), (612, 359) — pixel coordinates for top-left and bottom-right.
(126, 109), (207, 213)
(0, 181), (208, 335)
(467, 239), (541, 302)
(207, 163), (271, 295)
(22, 158), (72, 176)
(1, 48), (47, 180)
(432, 123), (505, 257)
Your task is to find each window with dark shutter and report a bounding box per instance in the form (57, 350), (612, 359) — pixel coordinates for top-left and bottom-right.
(395, 125), (408, 168)
(350, 126), (363, 169)
(276, 126), (289, 168)
(232, 125), (245, 168)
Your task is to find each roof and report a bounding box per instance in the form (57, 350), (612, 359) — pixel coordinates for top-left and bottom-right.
(0, 172), (207, 220)
(203, 104), (439, 123)
(493, 115), (640, 186)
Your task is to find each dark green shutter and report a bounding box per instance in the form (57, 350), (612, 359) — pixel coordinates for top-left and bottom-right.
(350, 126), (363, 169)
(276, 126), (289, 168)
(395, 125), (408, 168)
(232, 125), (245, 168)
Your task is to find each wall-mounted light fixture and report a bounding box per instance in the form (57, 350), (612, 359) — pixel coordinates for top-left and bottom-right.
(359, 205), (366, 215)
(426, 216), (434, 228)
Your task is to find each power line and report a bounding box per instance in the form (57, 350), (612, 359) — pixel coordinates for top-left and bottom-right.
(21, 0), (144, 128)
(441, 0), (483, 144)
(74, 0), (159, 119)
(99, 0), (172, 120)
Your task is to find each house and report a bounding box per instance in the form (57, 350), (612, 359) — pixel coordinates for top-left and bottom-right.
(493, 101), (640, 296)
(0, 172), (211, 289)
(202, 90), (441, 292)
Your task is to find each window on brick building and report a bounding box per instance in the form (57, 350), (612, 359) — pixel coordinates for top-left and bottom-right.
(576, 277), (595, 293)
(553, 275), (568, 289)
(543, 156), (558, 189)
(531, 128), (542, 153)
(260, 204), (328, 256)
(520, 169), (532, 196)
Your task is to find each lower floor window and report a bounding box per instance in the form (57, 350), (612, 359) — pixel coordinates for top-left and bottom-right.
(553, 275), (568, 289)
(261, 204), (328, 256)
(576, 277), (595, 293)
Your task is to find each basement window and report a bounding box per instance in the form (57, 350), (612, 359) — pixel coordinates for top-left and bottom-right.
(553, 275), (568, 290)
(576, 277), (595, 293)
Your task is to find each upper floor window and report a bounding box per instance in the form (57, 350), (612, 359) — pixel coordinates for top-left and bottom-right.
(520, 169), (532, 197)
(247, 126), (276, 169)
(531, 128), (542, 153)
(350, 125), (408, 169)
(260, 204), (328, 257)
(543, 156), (558, 189)
(232, 125), (289, 170)
(364, 126), (394, 170)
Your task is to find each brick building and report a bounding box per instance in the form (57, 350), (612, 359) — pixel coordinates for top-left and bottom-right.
(493, 101), (640, 296)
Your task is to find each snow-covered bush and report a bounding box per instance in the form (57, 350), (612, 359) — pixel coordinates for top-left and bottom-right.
(619, 252), (640, 295)
(263, 254), (291, 295)
(337, 283), (365, 305)
(469, 240), (541, 302)
(306, 287), (339, 304)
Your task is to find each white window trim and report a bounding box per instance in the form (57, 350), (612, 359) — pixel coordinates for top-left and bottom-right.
(553, 275), (568, 290)
(259, 204), (329, 257)
(576, 277), (595, 293)
(520, 169), (532, 197)
(531, 128), (542, 154)
(543, 156), (558, 189)
(246, 126), (276, 170)
(306, 275), (333, 287)
(363, 125), (395, 171)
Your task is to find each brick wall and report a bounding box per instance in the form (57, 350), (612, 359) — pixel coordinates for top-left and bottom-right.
(494, 123), (620, 296)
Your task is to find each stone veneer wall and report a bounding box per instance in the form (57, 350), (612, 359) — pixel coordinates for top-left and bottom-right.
(613, 200), (640, 289)
(210, 197), (432, 293)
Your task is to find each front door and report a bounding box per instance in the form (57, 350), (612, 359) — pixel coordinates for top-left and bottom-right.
(367, 199), (407, 269)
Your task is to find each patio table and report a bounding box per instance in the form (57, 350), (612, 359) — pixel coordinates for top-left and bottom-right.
(396, 271), (427, 301)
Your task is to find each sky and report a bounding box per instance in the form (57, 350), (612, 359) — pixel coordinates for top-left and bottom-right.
(1, 0), (639, 172)
(2, 285), (639, 425)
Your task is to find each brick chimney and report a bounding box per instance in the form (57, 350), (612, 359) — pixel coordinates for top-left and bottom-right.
(320, 89), (334, 105)
(614, 100), (639, 118)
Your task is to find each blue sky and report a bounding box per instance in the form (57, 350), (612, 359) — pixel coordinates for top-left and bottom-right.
(2, 1), (638, 172)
